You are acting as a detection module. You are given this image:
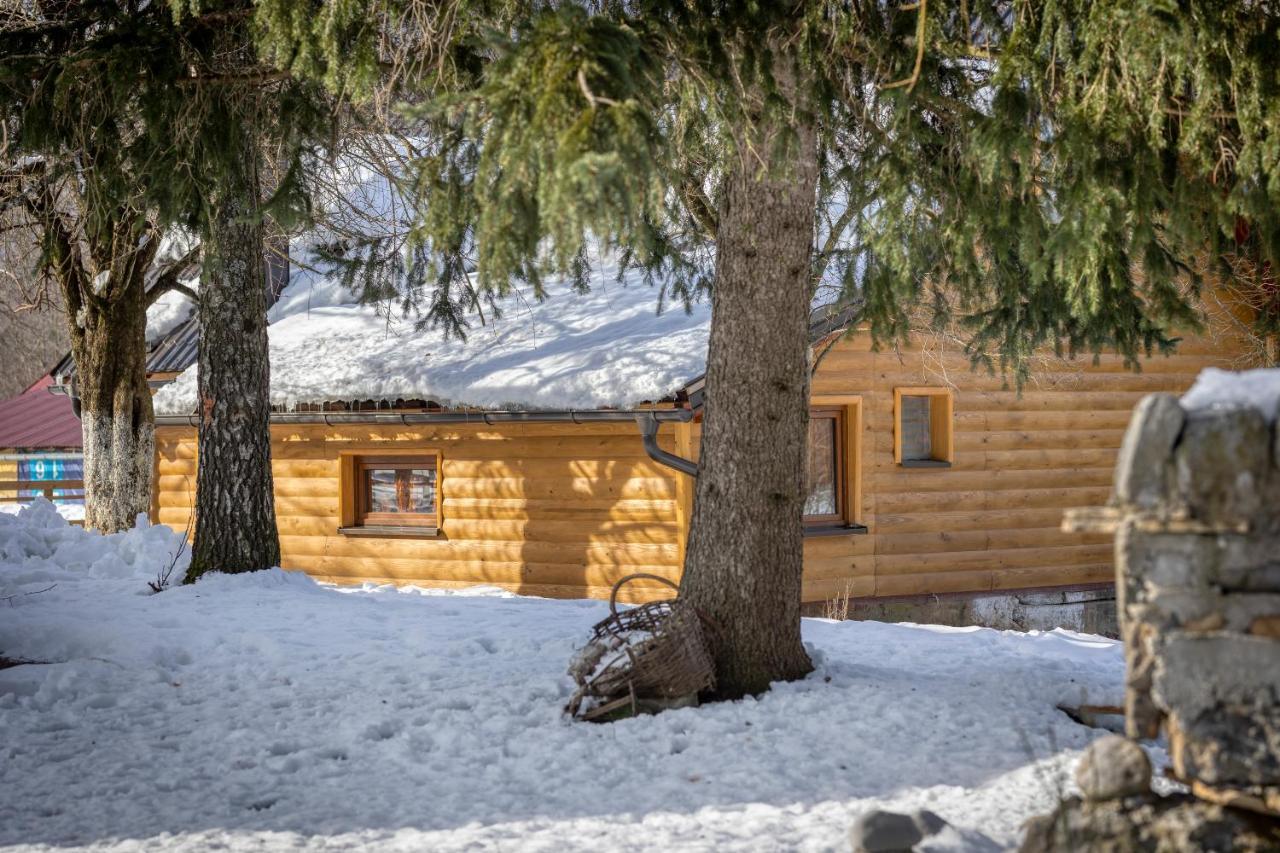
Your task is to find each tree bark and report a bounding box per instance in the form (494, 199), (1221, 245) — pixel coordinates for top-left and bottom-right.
(678, 55), (819, 698)
(187, 118), (281, 579)
(70, 269), (154, 534)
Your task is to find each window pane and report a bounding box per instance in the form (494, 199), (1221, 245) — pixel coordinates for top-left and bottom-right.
(804, 416), (839, 517)
(367, 468), (436, 515)
(901, 395), (933, 461)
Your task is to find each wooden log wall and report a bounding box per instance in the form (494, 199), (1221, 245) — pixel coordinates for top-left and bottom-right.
(803, 331), (1251, 602)
(152, 328), (1255, 604)
(153, 422), (690, 603)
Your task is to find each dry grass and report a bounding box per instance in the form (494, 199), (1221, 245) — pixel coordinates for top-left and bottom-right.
(822, 581), (857, 621)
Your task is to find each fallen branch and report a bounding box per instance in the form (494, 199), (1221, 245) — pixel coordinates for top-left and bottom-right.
(1, 583), (56, 605)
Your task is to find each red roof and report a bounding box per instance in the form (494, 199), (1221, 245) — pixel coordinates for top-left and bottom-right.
(0, 376), (82, 450)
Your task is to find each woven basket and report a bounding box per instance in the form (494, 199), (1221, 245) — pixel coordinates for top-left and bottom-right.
(567, 573), (717, 720)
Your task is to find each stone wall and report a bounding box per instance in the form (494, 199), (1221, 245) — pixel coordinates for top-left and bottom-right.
(1112, 391), (1280, 814)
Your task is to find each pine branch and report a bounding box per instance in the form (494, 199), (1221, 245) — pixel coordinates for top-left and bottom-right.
(145, 241), (201, 307)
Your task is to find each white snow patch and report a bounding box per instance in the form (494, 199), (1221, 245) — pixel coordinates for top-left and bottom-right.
(145, 280), (197, 344)
(0, 506), (1131, 851)
(154, 261), (710, 415)
(144, 231), (201, 343)
(1181, 367), (1280, 421)
(0, 501), (83, 522)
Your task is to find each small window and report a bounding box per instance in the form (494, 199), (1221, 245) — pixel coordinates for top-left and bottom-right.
(894, 388), (953, 467)
(804, 408), (844, 524)
(339, 452), (441, 536)
(804, 401), (865, 533)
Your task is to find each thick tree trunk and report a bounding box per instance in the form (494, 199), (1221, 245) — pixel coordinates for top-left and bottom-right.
(679, 59), (820, 698)
(187, 120), (281, 579)
(72, 275), (154, 533)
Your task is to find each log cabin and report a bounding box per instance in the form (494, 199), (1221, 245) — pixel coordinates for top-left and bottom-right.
(137, 259), (1261, 613)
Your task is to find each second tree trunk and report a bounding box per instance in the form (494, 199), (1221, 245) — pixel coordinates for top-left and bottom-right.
(74, 273), (154, 534)
(187, 123), (281, 579)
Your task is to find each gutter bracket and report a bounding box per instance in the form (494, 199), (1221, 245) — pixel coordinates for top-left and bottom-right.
(636, 412), (698, 478)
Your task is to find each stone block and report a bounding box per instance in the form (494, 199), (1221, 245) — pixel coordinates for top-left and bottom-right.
(1154, 634), (1280, 787)
(1114, 393), (1184, 510)
(1174, 408), (1271, 527)
(1076, 736), (1152, 801)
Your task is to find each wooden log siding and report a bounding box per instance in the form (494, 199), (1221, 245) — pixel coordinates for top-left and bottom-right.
(152, 329), (1251, 604)
(153, 422), (690, 603)
(801, 332), (1248, 601)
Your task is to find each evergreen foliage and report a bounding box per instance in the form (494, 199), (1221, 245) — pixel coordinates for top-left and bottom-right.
(254, 1), (1280, 377)
(0, 1), (334, 250)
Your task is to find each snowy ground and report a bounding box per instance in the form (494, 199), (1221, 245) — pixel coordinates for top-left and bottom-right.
(1, 501), (1134, 852)
(0, 501), (84, 522)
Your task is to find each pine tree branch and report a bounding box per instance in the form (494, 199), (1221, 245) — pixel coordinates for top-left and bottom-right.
(145, 244), (202, 307)
(882, 0), (928, 93)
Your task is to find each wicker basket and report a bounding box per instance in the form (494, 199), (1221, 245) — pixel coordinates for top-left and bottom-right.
(567, 573), (717, 721)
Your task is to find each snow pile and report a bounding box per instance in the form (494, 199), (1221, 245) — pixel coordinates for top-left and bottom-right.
(1181, 367), (1280, 421)
(0, 501), (84, 522)
(0, 507), (1132, 852)
(0, 499), (187, 594)
(153, 263), (710, 415)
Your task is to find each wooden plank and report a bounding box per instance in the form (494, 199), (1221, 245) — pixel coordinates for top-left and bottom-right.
(441, 457), (678, 480)
(441, 518), (681, 545)
(802, 555), (876, 581)
(803, 532), (876, 558)
(277, 534), (680, 566)
(990, 563), (1114, 591)
(954, 429), (1127, 452)
(874, 526), (1111, 556)
(872, 467), (1114, 494)
(875, 504), (1095, 532)
(875, 543), (1113, 576)
(443, 498), (677, 523)
(874, 570), (995, 597)
(874, 486), (1111, 515)
(442, 476), (678, 501)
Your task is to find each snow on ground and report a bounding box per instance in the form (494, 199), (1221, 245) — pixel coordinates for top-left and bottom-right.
(1, 502), (1129, 852)
(0, 501), (83, 522)
(1182, 366), (1280, 421)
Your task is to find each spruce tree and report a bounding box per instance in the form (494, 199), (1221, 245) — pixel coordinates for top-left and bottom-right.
(0, 1), (330, 564)
(0, 7), (199, 533)
(256, 1), (1280, 696)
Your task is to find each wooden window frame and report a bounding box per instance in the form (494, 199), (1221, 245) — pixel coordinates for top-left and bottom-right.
(893, 387), (954, 467)
(805, 396), (865, 534)
(338, 449), (442, 537)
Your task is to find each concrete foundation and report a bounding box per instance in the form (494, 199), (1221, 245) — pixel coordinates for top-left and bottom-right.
(802, 584), (1119, 637)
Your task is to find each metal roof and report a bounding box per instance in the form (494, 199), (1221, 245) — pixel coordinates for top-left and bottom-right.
(145, 317), (200, 374)
(0, 376), (82, 450)
(53, 242), (288, 387)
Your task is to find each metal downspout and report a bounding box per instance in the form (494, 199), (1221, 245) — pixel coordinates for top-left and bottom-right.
(635, 412), (698, 477)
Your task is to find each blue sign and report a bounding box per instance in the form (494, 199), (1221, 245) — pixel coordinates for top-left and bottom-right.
(18, 457), (85, 503)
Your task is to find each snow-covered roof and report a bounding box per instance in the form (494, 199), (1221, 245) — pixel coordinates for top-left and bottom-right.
(152, 261), (711, 415)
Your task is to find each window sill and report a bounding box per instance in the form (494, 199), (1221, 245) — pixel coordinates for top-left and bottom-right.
(803, 523), (869, 537)
(900, 459), (952, 469)
(338, 525), (441, 539)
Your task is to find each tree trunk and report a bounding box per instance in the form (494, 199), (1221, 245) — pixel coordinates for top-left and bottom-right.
(678, 57), (819, 698)
(72, 274), (154, 533)
(187, 119), (281, 579)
